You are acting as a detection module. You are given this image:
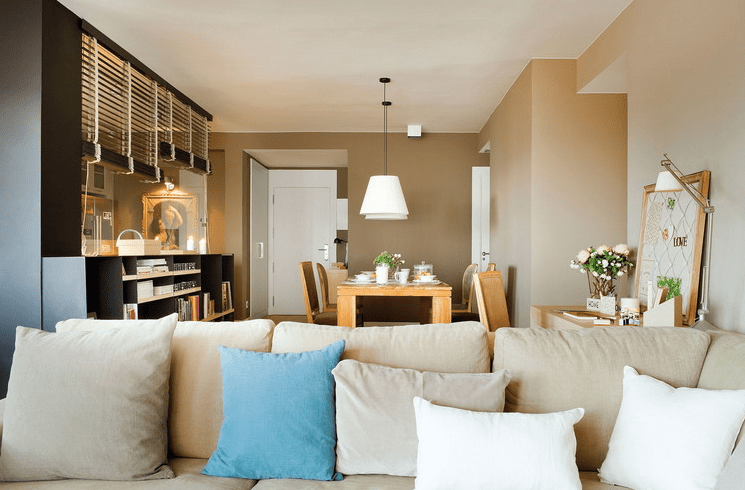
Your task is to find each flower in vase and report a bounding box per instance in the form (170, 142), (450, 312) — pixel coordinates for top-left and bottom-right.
(570, 244), (634, 299)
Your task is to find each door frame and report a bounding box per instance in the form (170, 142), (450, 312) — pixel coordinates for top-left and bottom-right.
(249, 159), (269, 318)
(471, 166), (490, 271)
(267, 169), (337, 314)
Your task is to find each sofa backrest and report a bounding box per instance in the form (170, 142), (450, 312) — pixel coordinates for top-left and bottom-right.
(697, 328), (745, 445)
(168, 320), (274, 459)
(272, 322), (491, 373)
(493, 326), (710, 471)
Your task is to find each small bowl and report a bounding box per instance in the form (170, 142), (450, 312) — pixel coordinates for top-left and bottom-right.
(417, 275), (437, 282)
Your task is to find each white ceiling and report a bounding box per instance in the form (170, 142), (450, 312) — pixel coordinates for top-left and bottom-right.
(57, 0), (631, 134)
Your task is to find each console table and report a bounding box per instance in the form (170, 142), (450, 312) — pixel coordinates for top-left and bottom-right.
(530, 305), (624, 330)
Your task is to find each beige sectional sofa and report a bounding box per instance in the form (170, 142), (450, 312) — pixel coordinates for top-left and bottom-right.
(1, 318), (744, 489)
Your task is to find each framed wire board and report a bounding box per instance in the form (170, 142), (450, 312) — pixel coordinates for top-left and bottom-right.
(633, 171), (710, 325)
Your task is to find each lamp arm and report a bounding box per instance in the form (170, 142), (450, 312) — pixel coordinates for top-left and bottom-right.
(660, 155), (715, 323)
(660, 155), (714, 212)
(698, 209), (713, 322)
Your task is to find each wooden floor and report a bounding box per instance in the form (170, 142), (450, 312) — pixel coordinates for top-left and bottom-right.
(264, 315), (306, 323)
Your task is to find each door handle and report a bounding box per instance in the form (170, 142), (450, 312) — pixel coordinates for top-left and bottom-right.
(318, 244), (329, 261)
(257, 242), (264, 259)
(482, 252), (490, 257)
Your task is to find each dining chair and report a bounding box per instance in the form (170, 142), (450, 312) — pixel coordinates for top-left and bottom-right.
(316, 262), (337, 312)
(299, 261), (337, 325)
(452, 263), (480, 322)
(472, 271), (510, 331)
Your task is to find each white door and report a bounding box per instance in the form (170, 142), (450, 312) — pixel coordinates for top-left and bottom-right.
(471, 166), (491, 271)
(250, 159), (269, 318)
(269, 170), (337, 315)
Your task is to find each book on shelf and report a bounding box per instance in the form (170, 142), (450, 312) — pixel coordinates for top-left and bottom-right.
(189, 294), (200, 321)
(123, 303), (138, 319)
(203, 292), (210, 318)
(221, 281), (233, 310)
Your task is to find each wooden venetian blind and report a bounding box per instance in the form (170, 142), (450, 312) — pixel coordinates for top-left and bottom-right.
(81, 33), (210, 179)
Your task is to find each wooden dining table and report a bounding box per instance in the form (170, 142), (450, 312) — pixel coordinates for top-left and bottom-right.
(336, 280), (452, 328)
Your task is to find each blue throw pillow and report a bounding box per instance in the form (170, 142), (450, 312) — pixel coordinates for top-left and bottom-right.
(202, 340), (345, 481)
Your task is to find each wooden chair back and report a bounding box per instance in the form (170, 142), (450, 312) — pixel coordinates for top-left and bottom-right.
(299, 261), (321, 323)
(315, 263), (336, 312)
(461, 263), (479, 309)
(473, 271), (510, 331)
(486, 262), (497, 271)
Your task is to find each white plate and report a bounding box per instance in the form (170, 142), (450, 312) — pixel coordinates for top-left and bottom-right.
(351, 278), (373, 284)
(412, 279), (441, 285)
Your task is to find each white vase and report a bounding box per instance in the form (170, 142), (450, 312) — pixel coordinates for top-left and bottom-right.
(375, 264), (389, 284)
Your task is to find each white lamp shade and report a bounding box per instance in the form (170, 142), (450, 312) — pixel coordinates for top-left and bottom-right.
(360, 175), (409, 220)
(655, 170), (683, 192)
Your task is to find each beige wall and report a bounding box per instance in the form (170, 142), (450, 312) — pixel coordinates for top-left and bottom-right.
(479, 59), (627, 327)
(209, 132), (488, 319)
(531, 59), (628, 305)
(482, 63), (534, 329)
(578, 0), (745, 332)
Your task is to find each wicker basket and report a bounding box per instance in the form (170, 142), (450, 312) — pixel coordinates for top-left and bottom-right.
(116, 229), (161, 256)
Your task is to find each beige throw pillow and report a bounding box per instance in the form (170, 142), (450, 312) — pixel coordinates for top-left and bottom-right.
(0, 314), (178, 481)
(332, 359), (511, 476)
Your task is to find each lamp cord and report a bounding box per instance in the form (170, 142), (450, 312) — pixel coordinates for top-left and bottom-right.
(381, 78), (391, 175)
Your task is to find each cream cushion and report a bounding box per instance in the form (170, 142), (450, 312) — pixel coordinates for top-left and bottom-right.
(167, 320), (275, 458)
(0, 315), (178, 481)
(272, 322), (490, 373)
(697, 329), (745, 446)
(599, 366), (745, 490)
(413, 398), (584, 490)
(332, 360), (510, 476)
(493, 326), (710, 471)
(56, 318), (275, 459)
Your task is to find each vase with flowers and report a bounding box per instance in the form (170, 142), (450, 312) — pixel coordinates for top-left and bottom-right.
(373, 251), (405, 284)
(570, 244), (633, 299)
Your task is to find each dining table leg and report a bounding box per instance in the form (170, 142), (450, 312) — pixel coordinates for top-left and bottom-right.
(337, 294), (357, 328)
(431, 296), (452, 324)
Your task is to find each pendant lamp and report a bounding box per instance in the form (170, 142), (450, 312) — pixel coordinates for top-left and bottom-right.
(360, 78), (409, 220)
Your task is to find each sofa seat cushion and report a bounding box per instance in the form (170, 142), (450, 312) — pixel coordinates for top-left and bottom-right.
(252, 474), (415, 489)
(272, 322), (490, 373)
(493, 326), (710, 471)
(0, 459), (257, 489)
(250, 472), (628, 489)
(579, 471), (631, 489)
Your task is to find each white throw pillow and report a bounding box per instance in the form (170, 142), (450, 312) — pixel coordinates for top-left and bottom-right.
(599, 366), (745, 490)
(413, 397), (584, 490)
(332, 360), (510, 476)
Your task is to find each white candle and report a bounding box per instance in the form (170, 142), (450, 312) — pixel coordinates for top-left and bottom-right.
(186, 236), (195, 251)
(199, 238), (207, 254)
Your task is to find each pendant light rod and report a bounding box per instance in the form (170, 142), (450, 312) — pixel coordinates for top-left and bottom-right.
(380, 77), (391, 175)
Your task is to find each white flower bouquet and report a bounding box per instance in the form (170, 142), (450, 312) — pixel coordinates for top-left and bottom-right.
(570, 244), (633, 298)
